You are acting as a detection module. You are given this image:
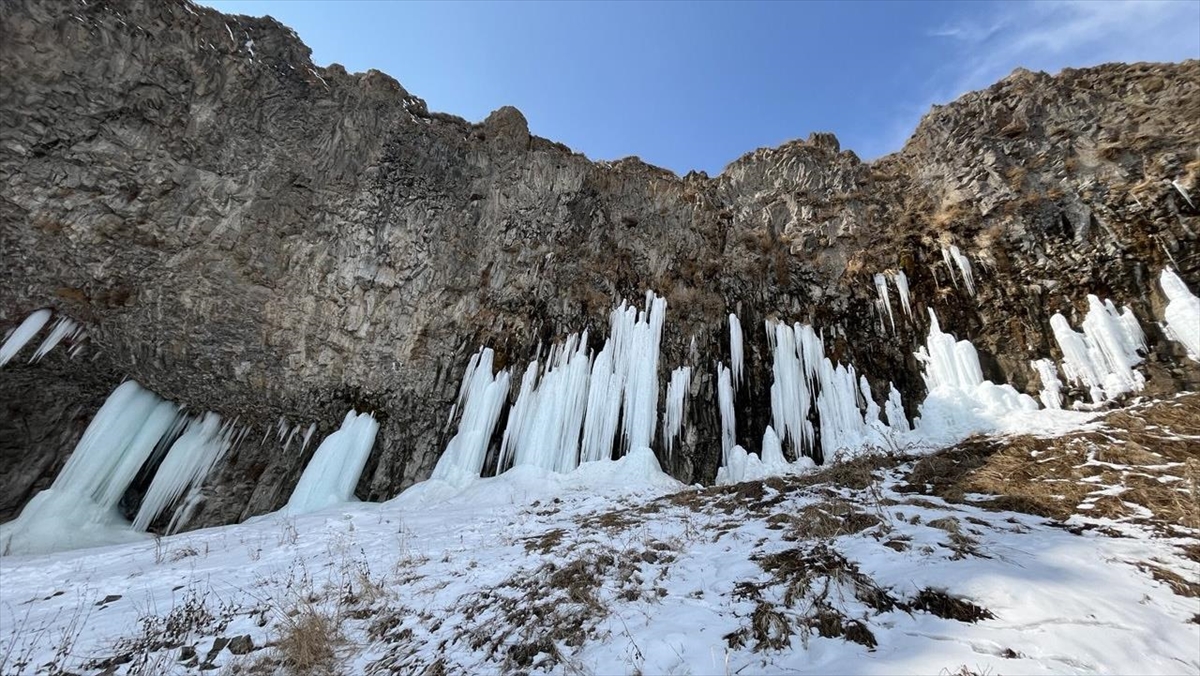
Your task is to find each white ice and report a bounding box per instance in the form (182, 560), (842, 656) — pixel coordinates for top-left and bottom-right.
(874, 273), (895, 332)
(30, 316), (81, 362)
(431, 348), (511, 487)
(892, 270), (913, 318)
(662, 366), (691, 459)
(1159, 268), (1200, 360)
(728, 313), (744, 388)
(1051, 295), (1146, 404)
(500, 333), (591, 474)
(282, 411), (379, 516)
(0, 309), (52, 366)
(716, 362), (737, 463)
(132, 412), (234, 532)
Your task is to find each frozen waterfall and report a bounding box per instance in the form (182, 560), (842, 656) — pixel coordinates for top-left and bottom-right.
(431, 348), (512, 487)
(282, 411), (379, 516)
(1160, 268), (1200, 360)
(1050, 296), (1146, 404)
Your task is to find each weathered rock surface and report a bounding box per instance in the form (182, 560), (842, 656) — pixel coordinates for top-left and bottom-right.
(1, 0), (1197, 529)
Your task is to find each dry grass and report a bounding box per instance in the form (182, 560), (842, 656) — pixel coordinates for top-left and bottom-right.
(275, 608), (343, 675)
(905, 394), (1200, 531)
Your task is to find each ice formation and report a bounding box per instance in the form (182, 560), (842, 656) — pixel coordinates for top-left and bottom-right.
(132, 413), (234, 531)
(1159, 268), (1200, 360)
(1031, 358), (1064, 410)
(1050, 296), (1146, 403)
(282, 411), (379, 516)
(0, 309), (51, 366)
(765, 321), (819, 457)
(716, 362), (737, 462)
(892, 270), (913, 318)
(662, 366), (691, 459)
(431, 348), (512, 486)
(874, 273), (895, 332)
(0, 381), (191, 555)
(885, 383), (910, 432)
(500, 333), (592, 473)
(913, 309), (1038, 442)
(31, 316), (82, 362)
(728, 314), (744, 389)
(949, 246), (975, 296)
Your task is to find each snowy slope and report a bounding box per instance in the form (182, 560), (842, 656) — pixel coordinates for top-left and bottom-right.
(2, 400), (1198, 676)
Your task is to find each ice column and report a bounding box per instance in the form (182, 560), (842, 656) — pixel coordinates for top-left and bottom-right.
(1030, 358), (1063, 410)
(716, 362), (737, 463)
(1050, 295), (1146, 403)
(1160, 268), (1200, 360)
(0, 309), (52, 366)
(431, 348), (512, 485)
(874, 273), (895, 332)
(282, 411), (379, 516)
(892, 270), (913, 319)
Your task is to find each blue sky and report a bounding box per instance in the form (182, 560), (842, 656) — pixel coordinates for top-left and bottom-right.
(201, 0), (1199, 175)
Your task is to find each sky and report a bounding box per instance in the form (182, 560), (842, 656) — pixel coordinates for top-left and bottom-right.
(200, 0), (1200, 175)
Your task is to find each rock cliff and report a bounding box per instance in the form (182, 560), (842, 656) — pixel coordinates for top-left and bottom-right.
(1, 0), (1197, 530)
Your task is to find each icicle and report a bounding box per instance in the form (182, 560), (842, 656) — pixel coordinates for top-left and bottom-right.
(30, 317), (81, 362)
(1171, 179), (1195, 211)
(282, 411), (379, 516)
(1160, 268), (1200, 360)
(766, 320), (814, 458)
(0, 309), (52, 366)
(300, 423), (318, 453)
(620, 292), (667, 454)
(431, 347), (511, 486)
(941, 247), (958, 287)
(1030, 358), (1063, 410)
(728, 314), (744, 389)
(949, 246), (975, 296)
(760, 426), (786, 466)
(132, 412), (232, 531)
(662, 366), (691, 459)
(716, 362), (736, 464)
(892, 270), (913, 319)
(874, 273), (895, 332)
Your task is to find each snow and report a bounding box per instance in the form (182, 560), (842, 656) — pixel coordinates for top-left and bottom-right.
(3, 416), (1193, 676)
(131, 412), (233, 532)
(431, 348), (511, 487)
(1051, 295), (1146, 404)
(662, 366), (691, 459)
(729, 313), (744, 388)
(1031, 357), (1064, 410)
(282, 411), (379, 516)
(0, 381), (183, 556)
(1159, 268), (1200, 360)
(0, 309), (51, 366)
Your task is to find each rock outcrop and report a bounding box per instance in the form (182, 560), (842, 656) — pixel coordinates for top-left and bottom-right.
(1, 0), (1197, 529)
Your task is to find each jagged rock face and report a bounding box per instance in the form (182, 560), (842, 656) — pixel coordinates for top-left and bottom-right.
(1, 0), (1197, 528)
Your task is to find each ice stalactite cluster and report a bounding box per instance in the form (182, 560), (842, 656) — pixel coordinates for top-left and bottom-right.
(0, 309), (87, 367)
(913, 309), (1038, 442)
(662, 366), (691, 459)
(1030, 358), (1064, 410)
(283, 411), (379, 516)
(941, 245), (976, 296)
(1050, 296), (1146, 404)
(500, 333), (592, 474)
(1159, 268), (1200, 360)
(431, 348), (512, 486)
(0, 381), (241, 555)
(728, 314), (744, 389)
(437, 292), (670, 484)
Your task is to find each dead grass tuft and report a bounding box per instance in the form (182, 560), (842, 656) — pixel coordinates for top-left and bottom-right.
(275, 608), (343, 675)
(910, 589), (995, 623)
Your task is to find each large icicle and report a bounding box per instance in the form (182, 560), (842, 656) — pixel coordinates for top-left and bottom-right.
(1050, 295), (1146, 404)
(0, 309), (52, 366)
(1030, 358), (1063, 410)
(0, 381), (184, 555)
(874, 273), (895, 332)
(431, 348), (511, 486)
(729, 314), (744, 389)
(884, 383), (910, 432)
(620, 292), (667, 454)
(282, 411), (379, 516)
(132, 413), (233, 531)
(892, 271), (913, 319)
(1160, 268), (1200, 360)
(662, 366), (691, 459)
(716, 362), (737, 463)
(499, 333), (592, 473)
(31, 316), (81, 362)
(766, 321), (816, 458)
(948, 245), (976, 296)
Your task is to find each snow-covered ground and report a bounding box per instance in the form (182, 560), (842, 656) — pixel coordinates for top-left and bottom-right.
(2, 403), (1197, 676)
